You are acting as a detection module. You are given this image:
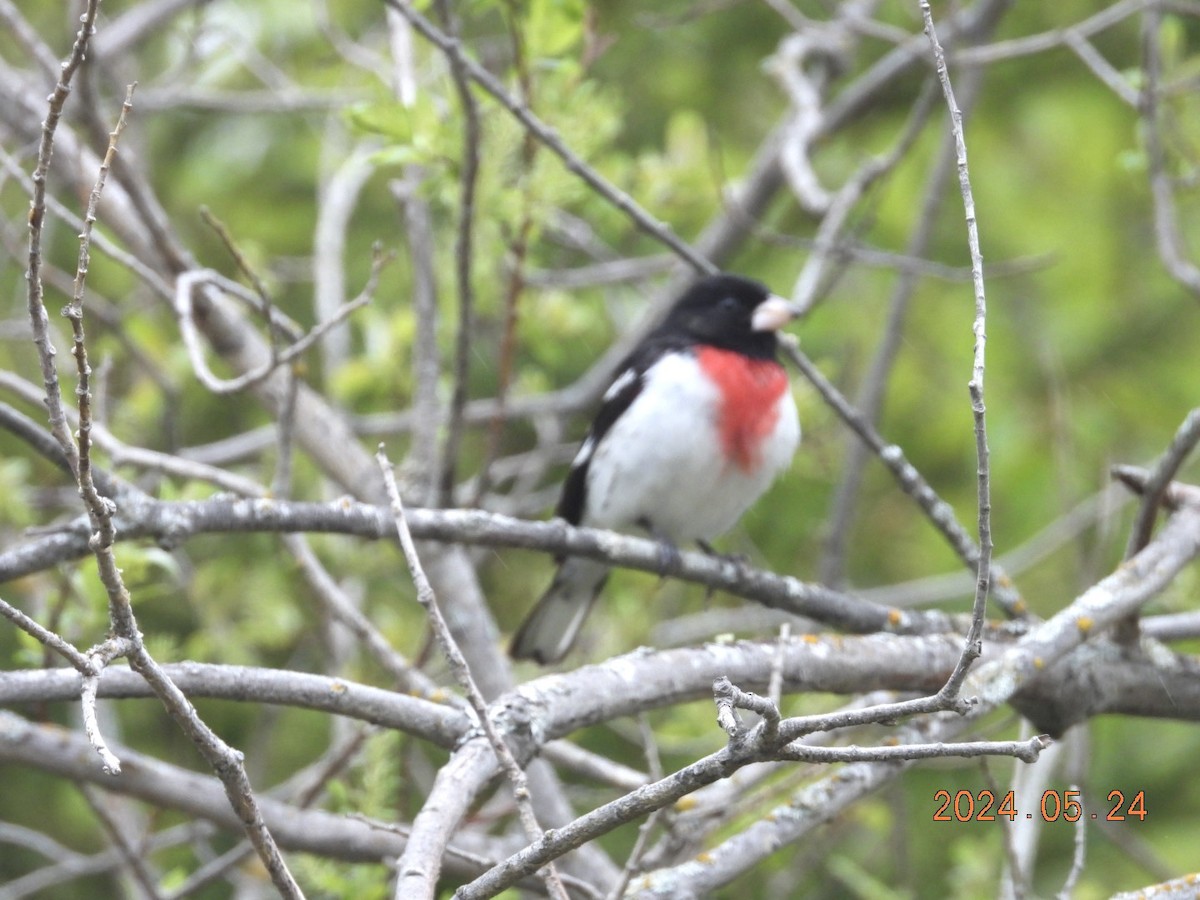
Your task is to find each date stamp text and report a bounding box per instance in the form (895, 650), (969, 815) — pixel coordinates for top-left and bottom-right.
(933, 789), (1147, 823)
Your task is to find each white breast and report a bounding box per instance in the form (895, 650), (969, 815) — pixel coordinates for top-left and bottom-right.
(581, 353), (799, 542)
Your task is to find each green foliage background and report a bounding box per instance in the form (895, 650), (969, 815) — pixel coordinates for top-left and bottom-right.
(1, 0), (1199, 897)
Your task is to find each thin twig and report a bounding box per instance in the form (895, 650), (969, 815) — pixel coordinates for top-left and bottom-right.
(1056, 782), (1088, 899)
(819, 73), (981, 587)
(313, 143), (377, 369)
(603, 809), (662, 900)
(0, 594), (92, 671)
(790, 80), (939, 315)
(25, 0), (105, 479)
(95, 423), (268, 495)
(80, 639), (135, 776)
(781, 337), (1024, 617)
(199, 206), (291, 340)
(272, 364), (299, 498)
(173, 261), (381, 395)
(776, 735), (1048, 764)
(767, 621), (791, 708)
(376, 448), (569, 900)
(921, 1), (994, 700)
(955, 0), (1153, 65)
(1123, 409), (1200, 557)
(472, 4), (538, 506)
(0, 0), (61, 79)
(1063, 30), (1139, 106)
(386, 11), (442, 502)
(765, 30), (836, 214)
(436, 0), (482, 509)
(79, 784), (163, 899)
(470, 214), (531, 508)
(381, 0), (716, 275)
(1143, 609), (1200, 642)
(284, 533), (451, 702)
(980, 759), (1028, 899)
(457, 717), (1048, 899)
(22, 38), (303, 896)
(603, 714), (665, 900)
(0, 143), (173, 299)
(1140, 7), (1200, 297)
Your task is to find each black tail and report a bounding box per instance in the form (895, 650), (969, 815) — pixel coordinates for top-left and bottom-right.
(510, 558), (609, 664)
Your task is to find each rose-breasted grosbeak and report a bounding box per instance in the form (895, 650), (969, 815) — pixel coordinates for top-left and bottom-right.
(510, 274), (801, 664)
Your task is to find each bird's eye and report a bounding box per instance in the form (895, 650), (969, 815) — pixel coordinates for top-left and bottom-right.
(719, 296), (740, 311)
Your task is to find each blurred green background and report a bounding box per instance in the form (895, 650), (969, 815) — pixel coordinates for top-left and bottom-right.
(1, 0), (1198, 897)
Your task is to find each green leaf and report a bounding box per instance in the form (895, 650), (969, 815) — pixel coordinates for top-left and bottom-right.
(525, 0), (585, 57)
(346, 100), (417, 143)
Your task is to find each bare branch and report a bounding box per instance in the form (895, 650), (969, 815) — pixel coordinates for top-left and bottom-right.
(284, 534), (448, 701)
(782, 338), (1025, 617)
(921, 0), (994, 700)
(0, 593), (92, 672)
(789, 80), (939, 316)
(1124, 407), (1200, 556)
(0, 663), (469, 744)
(1063, 30), (1140, 106)
(378, 449), (568, 900)
(819, 71), (984, 587)
(0, 492), (957, 637)
(956, 0), (1154, 65)
(765, 30), (837, 214)
(434, 0), (482, 509)
(1112, 874), (1200, 900)
(24, 0), (104, 478)
(19, 31), (302, 888)
(457, 702), (1049, 898)
(381, 0), (717, 275)
(77, 784), (162, 898)
(0, 709), (498, 872)
(1141, 7), (1200, 297)
(713, 675), (781, 741)
(1056, 781), (1089, 899)
(173, 264), (380, 396)
(314, 143), (377, 370)
(79, 638), (135, 775)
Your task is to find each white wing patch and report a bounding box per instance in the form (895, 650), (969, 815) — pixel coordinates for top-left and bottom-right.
(603, 367), (639, 403)
(573, 435), (596, 467)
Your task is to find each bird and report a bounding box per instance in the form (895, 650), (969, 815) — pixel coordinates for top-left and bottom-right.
(510, 273), (801, 664)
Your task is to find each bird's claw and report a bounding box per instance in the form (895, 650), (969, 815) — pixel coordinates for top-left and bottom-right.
(638, 518), (682, 577)
(655, 539), (682, 576)
(697, 539), (751, 572)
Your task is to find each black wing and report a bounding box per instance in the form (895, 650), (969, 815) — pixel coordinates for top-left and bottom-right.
(554, 330), (691, 525)
(555, 368), (642, 525)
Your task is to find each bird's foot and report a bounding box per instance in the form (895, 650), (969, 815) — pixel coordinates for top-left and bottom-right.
(697, 539), (750, 571)
(696, 539), (751, 603)
(638, 518), (683, 577)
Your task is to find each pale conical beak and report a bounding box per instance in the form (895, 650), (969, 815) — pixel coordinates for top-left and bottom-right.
(751, 294), (802, 332)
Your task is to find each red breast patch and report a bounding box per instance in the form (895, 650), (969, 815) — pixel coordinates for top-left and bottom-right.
(696, 346), (788, 472)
